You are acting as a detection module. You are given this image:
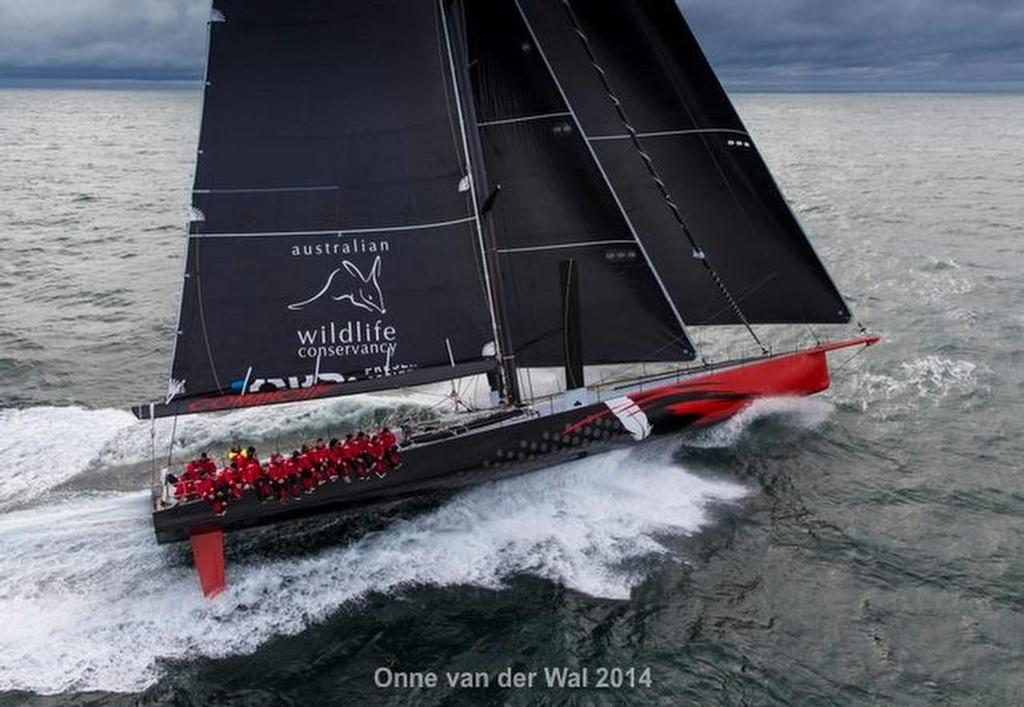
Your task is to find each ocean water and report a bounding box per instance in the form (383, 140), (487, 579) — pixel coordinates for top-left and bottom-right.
(0, 88), (1022, 706)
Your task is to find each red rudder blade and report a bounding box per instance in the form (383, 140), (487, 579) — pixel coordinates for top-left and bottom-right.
(190, 529), (226, 599)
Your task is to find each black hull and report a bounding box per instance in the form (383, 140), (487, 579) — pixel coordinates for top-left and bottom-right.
(154, 338), (880, 547)
(154, 403), (635, 544)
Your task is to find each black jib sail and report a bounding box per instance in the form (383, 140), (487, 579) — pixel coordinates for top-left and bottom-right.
(512, 0), (852, 326)
(454, 0), (696, 369)
(139, 1), (503, 419)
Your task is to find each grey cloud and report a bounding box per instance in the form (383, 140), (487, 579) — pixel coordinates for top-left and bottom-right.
(0, 0), (208, 76)
(0, 0), (1020, 89)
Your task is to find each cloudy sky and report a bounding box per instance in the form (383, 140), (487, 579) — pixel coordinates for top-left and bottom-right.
(0, 0), (1020, 89)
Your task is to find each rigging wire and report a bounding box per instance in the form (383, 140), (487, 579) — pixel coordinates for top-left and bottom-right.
(166, 414), (179, 470)
(558, 0), (769, 356)
(832, 343), (871, 376)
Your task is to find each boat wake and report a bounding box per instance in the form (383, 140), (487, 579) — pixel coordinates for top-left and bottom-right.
(0, 397), (841, 694)
(832, 355), (983, 418)
(0, 396), (424, 511)
(0, 406), (136, 508)
(0, 448), (743, 694)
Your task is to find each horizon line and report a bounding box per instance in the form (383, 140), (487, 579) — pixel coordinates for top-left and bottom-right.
(0, 76), (1022, 95)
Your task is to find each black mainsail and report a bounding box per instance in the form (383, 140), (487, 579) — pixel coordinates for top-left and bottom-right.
(135, 0), (855, 421)
(140, 1), (505, 419)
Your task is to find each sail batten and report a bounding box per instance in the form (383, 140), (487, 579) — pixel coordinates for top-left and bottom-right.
(187, 216), (478, 240)
(588, 128), (751, 142)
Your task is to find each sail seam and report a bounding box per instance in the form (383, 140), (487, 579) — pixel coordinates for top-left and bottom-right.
(193, 186), (340, 195)
(512, 0), (695, 355)
(589, 128), (750, 141)
(497, 239), (635, 254)
(189, 216), (477, 239)
(478, 112), (573, 127)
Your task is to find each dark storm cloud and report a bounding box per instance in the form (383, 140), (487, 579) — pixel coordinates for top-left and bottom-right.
(0, 0), (1021, 89)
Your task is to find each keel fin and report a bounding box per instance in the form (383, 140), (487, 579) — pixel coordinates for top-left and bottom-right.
(190, 529), (226, 598)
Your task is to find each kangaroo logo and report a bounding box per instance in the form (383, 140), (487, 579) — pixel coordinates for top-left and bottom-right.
(288, 256), (386, 314)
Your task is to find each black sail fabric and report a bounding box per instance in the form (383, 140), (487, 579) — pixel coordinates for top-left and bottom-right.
(462, 0), (695, 367)
(168, 0), (497, 407)
(515, 0), (852, 325)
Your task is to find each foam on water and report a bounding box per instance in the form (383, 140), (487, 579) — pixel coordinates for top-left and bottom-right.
(0, 395), (433, 508)
(836, 356), (982, 416)
(94, 394), (407, 470)
(0, 407), (136, 507)
(684, 397), (835, 449)
(0, 444), (747, 694)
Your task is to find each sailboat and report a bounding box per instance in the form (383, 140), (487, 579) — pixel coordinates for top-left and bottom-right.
(135, 0), (878, 597)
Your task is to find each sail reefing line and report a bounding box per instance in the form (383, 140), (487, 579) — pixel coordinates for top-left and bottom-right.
(557, 0), (768, 355)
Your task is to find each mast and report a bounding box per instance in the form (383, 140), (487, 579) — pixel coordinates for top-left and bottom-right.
(439, 0), (522, 406)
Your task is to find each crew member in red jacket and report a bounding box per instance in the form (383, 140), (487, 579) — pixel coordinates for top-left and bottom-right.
(241, 457), (262, 490)
(174, 477), (196, 502)
(197, 452), (217, 477)
(368, 434), (389, 478)
(285, 452), (304, 498)
(195, 474), (215, 506)
(327, 439), (345, 482)
(268, 454), (290, 501)
(378, 427), (400, 469)
(297, 447), (316, 493)
(181, 459), (200, 482)
(343, 434), (367, 480)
